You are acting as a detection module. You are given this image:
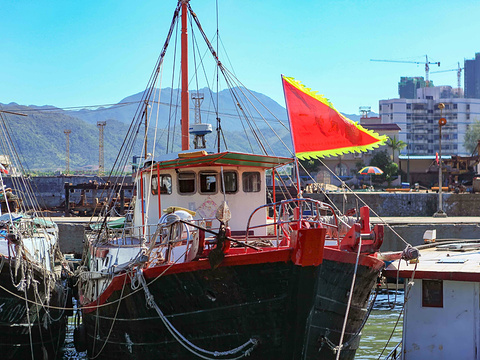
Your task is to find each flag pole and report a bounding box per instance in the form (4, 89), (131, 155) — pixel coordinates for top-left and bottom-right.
(281, 75), (302, 198)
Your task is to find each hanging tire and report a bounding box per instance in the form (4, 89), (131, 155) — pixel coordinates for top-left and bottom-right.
(74, 324), (87, 353)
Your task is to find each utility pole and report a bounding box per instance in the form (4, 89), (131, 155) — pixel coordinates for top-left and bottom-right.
(64, 130), (72, 175)
(97, 121), (106, 176)
(434, 103), (447, 217)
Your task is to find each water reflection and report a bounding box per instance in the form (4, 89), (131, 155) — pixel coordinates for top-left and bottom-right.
(356, 289), (404, 359)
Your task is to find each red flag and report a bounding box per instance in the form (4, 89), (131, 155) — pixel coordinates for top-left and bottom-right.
(0, 164), (8, 174)
(436, 152), (439, 165)
(282, 76), (387, 159)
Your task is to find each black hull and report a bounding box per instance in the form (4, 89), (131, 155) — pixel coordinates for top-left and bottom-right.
(82, 250), (382, 360)
(0, 260), (68, 360)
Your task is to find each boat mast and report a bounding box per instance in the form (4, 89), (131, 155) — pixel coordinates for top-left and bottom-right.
(181, 0), (190, 150)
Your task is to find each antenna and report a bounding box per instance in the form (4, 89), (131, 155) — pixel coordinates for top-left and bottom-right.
(97, 121), (107, 176)
(359, 106), (371, 119)
(189, 92), (212, 149)
(64, 130), (72, 175)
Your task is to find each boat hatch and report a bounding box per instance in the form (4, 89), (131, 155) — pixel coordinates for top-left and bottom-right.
(437, 258), (468, 264)
(436, 243), (480, 251)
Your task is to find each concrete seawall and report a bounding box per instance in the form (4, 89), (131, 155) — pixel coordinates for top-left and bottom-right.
(53, 216), (480, 255)
(305, 192), (480, 217)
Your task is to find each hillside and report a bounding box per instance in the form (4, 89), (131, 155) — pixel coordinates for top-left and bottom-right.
(0, 88), (365, 172)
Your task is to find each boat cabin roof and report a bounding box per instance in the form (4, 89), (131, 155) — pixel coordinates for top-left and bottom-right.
(141, 151), (294, 171)
(384, 241), (480, 282)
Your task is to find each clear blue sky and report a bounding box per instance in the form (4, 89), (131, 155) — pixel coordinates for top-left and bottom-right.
(2, 0), (480, 115)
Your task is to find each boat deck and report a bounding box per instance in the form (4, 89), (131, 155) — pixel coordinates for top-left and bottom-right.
(383, 241), (480, 282)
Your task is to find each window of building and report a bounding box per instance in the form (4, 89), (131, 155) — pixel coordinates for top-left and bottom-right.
(335, 163), (348, 177)
(426, 96), (433, 100)
(242, 172), (261, 192)
(406, 104), (411, 110)
(445, 104), (450, 109)
(178, 172), (196, 194)
(220, 171), (238, 194)
(467, 114), (470, 120)
(467, 104), (470, 110)
(390, 104), (393, 109)
(453, 104), (457, 109)
(427, 110), (433, 114)
(199, 172), (217, 194)
(151, 174), (172, 195)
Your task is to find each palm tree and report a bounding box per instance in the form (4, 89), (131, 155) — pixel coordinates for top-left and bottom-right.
(387, 136), (407, 163)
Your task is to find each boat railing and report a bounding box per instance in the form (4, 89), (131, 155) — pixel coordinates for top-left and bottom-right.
(383, 341), (402, 360)
(246, 198), (340, 246)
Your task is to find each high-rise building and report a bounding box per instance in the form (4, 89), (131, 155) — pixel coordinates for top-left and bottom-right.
(379, 86), (480, 156)
(398, 77), (430, 99)
(464, 53), (480, 99)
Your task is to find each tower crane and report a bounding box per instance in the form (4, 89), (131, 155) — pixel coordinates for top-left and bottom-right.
(370, 55), (440, 86)
(431, 62), (463, 92)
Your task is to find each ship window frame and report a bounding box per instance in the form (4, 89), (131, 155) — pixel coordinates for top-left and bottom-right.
(221, 171), (238, 194)
(178, 172), (196, 194)
(242, 172), (261, 193)
(422, 279), (443, 308)
(199, 171), (218, 194)
(151, 174), (172, 195)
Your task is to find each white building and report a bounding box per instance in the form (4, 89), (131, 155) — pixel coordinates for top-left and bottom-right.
(379, 86), (480, 156)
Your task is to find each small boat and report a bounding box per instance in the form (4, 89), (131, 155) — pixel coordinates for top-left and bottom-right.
(382, 240), (480, 359)
(0, 112), (70, 359)
(76, 1), (388, 359)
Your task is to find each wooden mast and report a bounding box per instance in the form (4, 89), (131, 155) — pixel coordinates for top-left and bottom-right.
(181, 0), (190, 150)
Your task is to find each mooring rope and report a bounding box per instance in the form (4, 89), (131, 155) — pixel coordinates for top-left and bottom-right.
(377, 251), (419, 359)
(136, 268), (258, 360)
(334, 236), (363, 359)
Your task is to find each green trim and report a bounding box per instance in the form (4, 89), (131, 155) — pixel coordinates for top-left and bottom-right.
(154, 152), (294, 170)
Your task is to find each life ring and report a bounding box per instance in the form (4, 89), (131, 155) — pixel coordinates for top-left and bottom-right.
(438, 117), (447, 126)
(186, 229), (205, 261)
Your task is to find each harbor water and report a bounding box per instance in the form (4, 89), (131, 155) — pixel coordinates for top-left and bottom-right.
(61, 289), (404, 359)
(356, 289), (404, 359)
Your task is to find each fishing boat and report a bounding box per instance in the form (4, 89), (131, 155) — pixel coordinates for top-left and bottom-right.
(0, 111), (70, 359)
(76, 1), (388, 359)
(381, 239), (480, 359)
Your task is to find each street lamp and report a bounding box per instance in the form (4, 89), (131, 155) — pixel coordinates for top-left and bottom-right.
(433, 103), (447, 217)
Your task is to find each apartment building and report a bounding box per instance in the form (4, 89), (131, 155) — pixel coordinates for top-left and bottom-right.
(379, 86), (480, 156)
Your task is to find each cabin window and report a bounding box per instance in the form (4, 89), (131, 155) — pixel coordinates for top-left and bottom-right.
(151, 174), (172, 195)
(422, 279), (443, 308)
(178, 172), (196, 194)
(221, 171), (238, 194)
(242, 172), (261, 192)
(199, 172), (217, 194)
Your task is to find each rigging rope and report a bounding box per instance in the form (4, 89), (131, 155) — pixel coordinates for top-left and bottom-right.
(135, 268), (258, 360)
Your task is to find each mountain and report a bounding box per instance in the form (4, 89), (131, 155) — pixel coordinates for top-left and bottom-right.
(0, 88), (366, 172)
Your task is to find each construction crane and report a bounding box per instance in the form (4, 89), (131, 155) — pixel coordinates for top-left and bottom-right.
(97, 121), (106, 176)
(64, 129), (72, 175)
(370, 55), (440, 86)
(431, 62), (463, 91)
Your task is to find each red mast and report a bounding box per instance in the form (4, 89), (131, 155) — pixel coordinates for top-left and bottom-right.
(181, 0), (190, 150)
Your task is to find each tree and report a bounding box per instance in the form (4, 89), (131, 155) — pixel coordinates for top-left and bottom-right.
(369, 150), (398, 187)
(464, 120), (480, 154)
(386, 136), (407, 163)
